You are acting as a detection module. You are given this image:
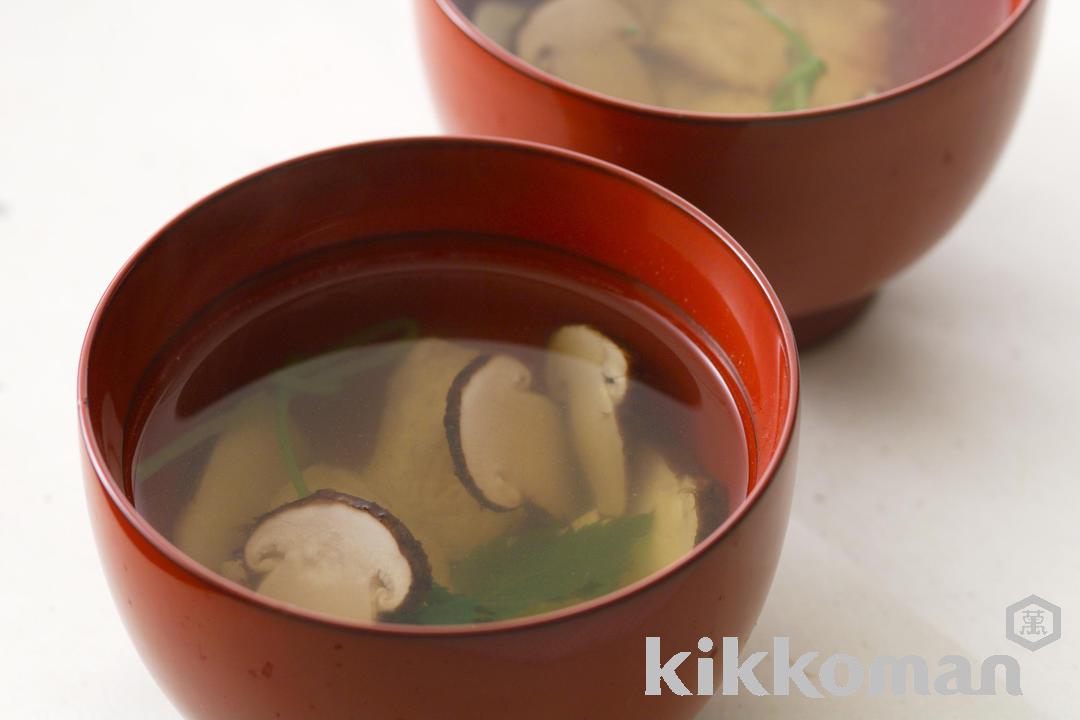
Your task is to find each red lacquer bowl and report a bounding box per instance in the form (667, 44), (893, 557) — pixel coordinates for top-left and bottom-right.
(79, 138), (799, 720)
(416, 0), (1044, 345)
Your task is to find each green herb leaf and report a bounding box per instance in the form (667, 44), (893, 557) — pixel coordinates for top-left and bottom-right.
(135, 318), (419, 483)
(273, 386), (309, 499)
(741, 0), (826, 111)
(269, 318), (420, 397)
(448, 513), (654, 621)
(397, 515), (655, 626)
(395, 584), (496, 625)
(133, 414), (229, 479)
(265, 319), (420, 499)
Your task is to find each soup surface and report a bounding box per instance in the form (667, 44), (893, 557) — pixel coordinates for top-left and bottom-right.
(131, 234), (750, 625)
(461, 0), (1015, 113)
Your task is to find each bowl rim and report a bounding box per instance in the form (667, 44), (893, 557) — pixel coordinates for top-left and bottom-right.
(78, 135), (800, 637)
(430, 0), (1039, 123)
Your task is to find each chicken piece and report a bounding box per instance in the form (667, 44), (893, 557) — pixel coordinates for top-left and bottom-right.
(516, 0), (658, 105)
(651, 54), (771, 114)
(173, 393), (305, 571)
(261, 343), (530, 587)
(360, 340), (525, 569)
(616, 0), (667, 29)
(650, 0), (790, 93)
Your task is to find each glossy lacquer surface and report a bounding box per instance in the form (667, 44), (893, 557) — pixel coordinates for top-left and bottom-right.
(79, 138), (799, 719)
(417, 0), (1044, 344)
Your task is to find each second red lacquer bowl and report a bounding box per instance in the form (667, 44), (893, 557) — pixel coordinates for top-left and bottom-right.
(417, 0), (1045, 344)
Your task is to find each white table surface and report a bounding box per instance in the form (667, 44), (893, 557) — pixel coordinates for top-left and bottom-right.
(1, 2), (1076, 718)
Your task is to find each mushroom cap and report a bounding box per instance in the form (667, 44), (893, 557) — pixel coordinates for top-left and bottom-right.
(545, 325), (630, 517)
(447, 354), (582, 521)
(243, 490), (431, 623)
(516, 0), (658, 105)
(263, 464), (456, 588)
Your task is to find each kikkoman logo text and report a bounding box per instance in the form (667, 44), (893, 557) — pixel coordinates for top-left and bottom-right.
(645, 637), (1023, 698)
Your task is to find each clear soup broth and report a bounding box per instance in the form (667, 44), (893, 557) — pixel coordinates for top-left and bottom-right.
(131, 234), (751, 626)
(459, 0), (1017, 113)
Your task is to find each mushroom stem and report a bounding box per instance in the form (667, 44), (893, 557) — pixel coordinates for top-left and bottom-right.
(546, 325), (631, 517)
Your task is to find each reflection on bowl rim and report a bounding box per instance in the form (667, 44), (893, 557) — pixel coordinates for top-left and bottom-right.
(432, 0), (1038, 123)
(78, 136), (800, 638)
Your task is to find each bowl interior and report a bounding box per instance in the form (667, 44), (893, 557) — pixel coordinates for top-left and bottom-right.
(80, 138), (797, 621)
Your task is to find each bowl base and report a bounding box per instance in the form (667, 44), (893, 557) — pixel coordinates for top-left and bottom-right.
(792, 293), (878, 348)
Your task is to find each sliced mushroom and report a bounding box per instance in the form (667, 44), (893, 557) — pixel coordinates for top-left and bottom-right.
(545, 325), (629, 517)
(243, 490), (431, 623)
(174, 393), (307, 571)
(446, 354), (581, 521)
(264, 463), (455, 586)
(264, 464), (383, 516)
(626, 450), (707, 582)
(472, 0), (532, 50)
(516, 0), (658, 105)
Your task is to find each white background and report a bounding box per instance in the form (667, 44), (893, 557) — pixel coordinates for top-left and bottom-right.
(1, 1), (1076, 718)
